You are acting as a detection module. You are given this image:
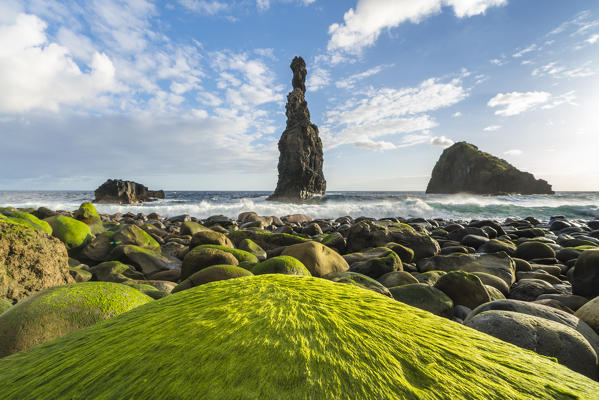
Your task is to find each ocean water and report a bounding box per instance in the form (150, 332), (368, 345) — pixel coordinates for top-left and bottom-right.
(1, 191), (598, 222)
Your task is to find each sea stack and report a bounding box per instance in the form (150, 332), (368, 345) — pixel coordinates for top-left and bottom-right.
(94, 179), (165, 204)
(268, 57), (326, 202)
(426, 142), (554, 195)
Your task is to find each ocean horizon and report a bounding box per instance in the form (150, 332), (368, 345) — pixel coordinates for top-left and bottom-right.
(2, 190), (598, 221)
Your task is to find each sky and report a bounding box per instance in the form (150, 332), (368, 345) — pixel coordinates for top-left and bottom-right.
(0, 0), (598, 191)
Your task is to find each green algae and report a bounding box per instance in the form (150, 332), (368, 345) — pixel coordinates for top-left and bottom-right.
(191, 244), (259, 267)
(252, 255), (311, 276)
(45, 215), (93, 250)
(74, 202), (104, 234)
(0, 211), (52, 235)
(0, 282), (152, 357)
(0, 275), (598, 399)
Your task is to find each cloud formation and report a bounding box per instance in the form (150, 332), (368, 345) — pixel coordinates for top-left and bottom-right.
(483, 125), (502, 132)
(0, 13), (118, 113)
(328, 0), (507, 55)
(430, 136), (454, 147)
(487, 91), (551, 116)
(322, 77), (467, 150)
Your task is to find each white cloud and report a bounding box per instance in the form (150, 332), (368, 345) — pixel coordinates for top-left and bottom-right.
(430, 136), (454, 147)
(178, 0), (229, 14)
(452, 111), (462, 117)
(0, 13), (119, 113)
(512, 44), (536, 58)
(483, 125), (501, 132)
(327, 0), (507, 54)
(487, 91), (551, 116)
(336, 64), (392, 89)
(532, 61), (595, 79)
(257, 0), (316, 11)
(587, 34), (599, 44)
(355, 139), (396, 151)
(322, 77), (467, 150)
(541, 91), (577, 110)
(504, 149), (522, 156)
(307, 66), (331, 92)
(490, 58), (506, 66)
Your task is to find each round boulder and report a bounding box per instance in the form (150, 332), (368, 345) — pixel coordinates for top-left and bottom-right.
(389, 283), (453, 318)
(434, 271), (491, 310)
(172, 265), (252, 293)
(281, 241), (349, 277)
(252, 256), (310, 276)
(572, 249), (599, 297)
(465, 310), (598, 379)
(181, 248), (239, 280)
(0, 282), (152, 357)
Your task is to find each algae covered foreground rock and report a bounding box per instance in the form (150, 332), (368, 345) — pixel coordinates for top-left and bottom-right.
(0, 282), (152, 357)
(268, 56), (326, 202)
(426, 142), (554, 195)
(0, 275), (598, 399)
(0, 220), (73, 303)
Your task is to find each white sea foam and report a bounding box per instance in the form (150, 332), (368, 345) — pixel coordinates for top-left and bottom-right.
(0, 191), (598, 221)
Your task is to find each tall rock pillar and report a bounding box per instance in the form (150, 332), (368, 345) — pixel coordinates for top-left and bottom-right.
(268, 56), (326, 202)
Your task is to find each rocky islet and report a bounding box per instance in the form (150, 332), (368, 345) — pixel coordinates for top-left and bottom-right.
(1, 203), (599, 396)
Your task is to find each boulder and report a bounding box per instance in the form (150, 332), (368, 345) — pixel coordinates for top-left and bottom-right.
(377, 271), (418, 288)
(252, 256), (310, 276)
(268, 56), (326, 202)
(324, 271), (392, 297)
(172, 265), (252, 293)
(94, 179), (164, 204)
(73, 202), (104, 234)
(572, 249), (599, 297)
(0, 210), (52, 235)
(465, 299), (599, 356)
(113, 224), (161, 252)
(515, 241), (556, 260)
(576, 297), (599, 335)
(509, 279), (563, 301)
(389, 284), (453, 318)
(425, 142), (554, 194)
(108, 245), (180, 276)
(181, 248), (239, 280)
(190, 245), (258, 268)
(465, 310), (598, 379)
(434, 271), (491, 309)
(345, 247), (402, 279)
(281, 241), (349, 277)
(417, 252), (515, 289)
(190, 230), (234, 248)
(1, 275), (598, 399)
(45, 215), (93, 252)
(0, 220), (73, 303)
(0, 282), (151, 357)
(238, 239), (267, 261)
(346, 220), (440, 260)
(90, 261), (144, 283)
(228, 230), (309, 251)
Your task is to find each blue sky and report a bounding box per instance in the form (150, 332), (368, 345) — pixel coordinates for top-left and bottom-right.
(0, 0), (598, 191)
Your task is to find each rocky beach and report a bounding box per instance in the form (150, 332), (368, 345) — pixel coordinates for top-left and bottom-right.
(2, 200), (599, 398)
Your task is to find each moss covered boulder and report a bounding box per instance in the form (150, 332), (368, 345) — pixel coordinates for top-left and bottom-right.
(0, 210), (52, 235)
(113, 224), (160, 252)
(73, 202), (104, 235)
(108, 245), (178, 276)
(252, 256), (310, 276)
(191, 245), (258, 268)
(173, 265), (253, 293)
(1, 275), (596, 398)
(377, 271), (418, 288)
(515, 241), (556, 261)
(281, 241), (349, 277)
(228, 229), (309, 250)
(181, 247), (239, 279)
(90, 261), (144, 283)
(389, 283), (454, 318)
(45, 215), (93, 251)
(434, 271), (492, 310)
(324, 271), (391, 297)
(0, 282), (152, 357)
(0, 221), (73, 303)
(345, 247), (402, 279)
(190, 230), (234, 248)
(238, 238), (267, 261)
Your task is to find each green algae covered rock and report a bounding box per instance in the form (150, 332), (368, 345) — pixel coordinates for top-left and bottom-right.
(228, 229), (309, 250)
(0, 282), (152, 357)
(0, 211), (52, 235)
(281, 241), (350, 277)
(0, 221), (73, 303)
(0, 299), (11, 314)
(324, 271), (391, 297)
(191, 244), (258, 268)
(0, 275), (597, 399)
(238, 238), (267, 261)
(389, 283), (454, 318)
(45, 215), (93, 251)
(252, 256), (310, 276)
(173, 265), (253, 293)
(73, 202), (104, 234)
(113, 224), (160, 252)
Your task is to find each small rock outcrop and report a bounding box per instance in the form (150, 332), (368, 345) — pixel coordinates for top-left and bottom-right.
(94, 179), (165, 204)
(426, 142), (554, 195)
(268, 57), (326, 202)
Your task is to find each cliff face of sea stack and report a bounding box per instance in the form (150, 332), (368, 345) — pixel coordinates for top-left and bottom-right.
(426, 142), (554, 195)
(268, 56), (326, 202)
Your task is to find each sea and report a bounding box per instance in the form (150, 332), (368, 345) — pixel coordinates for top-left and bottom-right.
(1, 191), (598, 222)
